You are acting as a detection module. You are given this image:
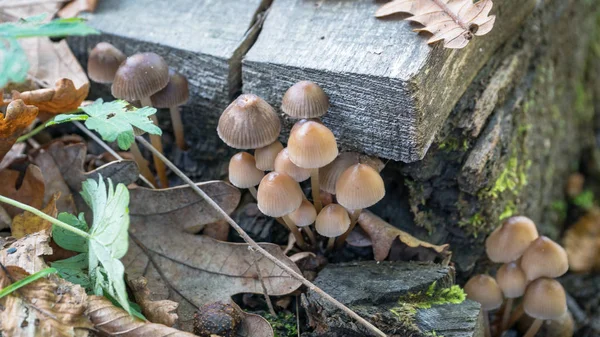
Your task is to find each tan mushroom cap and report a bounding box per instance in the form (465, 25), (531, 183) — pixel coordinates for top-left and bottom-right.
(523, 278), (567, 320)
(321, 153), (385, 194)
(112, 52), (170, 101)
(257, 172), (303, 217)
(281, 81), (329, 118)
(255, 140), (284, 171)
(287, 199), (317, 228)
(228, 152), (264, 189)
(335, 164), (385, 210)
(288, 120), (338, 169)
(150, 69), (189, 108)
(485, 216), (539, 263)
(315, 204), (351, 238)
(496, 262), (527, 298)
(464, 274), (504, 311)
(520, 236), (569, 281)
(273, 148), (311, 182)
(217, 94), (281, 150)
(87, 42), (126, 84)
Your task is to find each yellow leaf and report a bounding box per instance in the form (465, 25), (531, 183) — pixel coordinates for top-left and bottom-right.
(12, 193), (59, 239)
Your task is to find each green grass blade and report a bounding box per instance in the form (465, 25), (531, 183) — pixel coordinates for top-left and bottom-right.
(0, 267), (57, 299)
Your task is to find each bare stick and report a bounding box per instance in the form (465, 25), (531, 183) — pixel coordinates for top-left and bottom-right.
(254, 255), (276, 316)
(136, 136), (387, 337)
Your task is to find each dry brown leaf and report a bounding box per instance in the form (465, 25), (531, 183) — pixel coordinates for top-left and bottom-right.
(358, 210), (451, 262)
(0, 231), (52, 274)
(563, 207), (600, 273)
(87, 296), (197, 337)
(0, 99), (38, 162)
(0, 266), (92, 337)
(13, 77), (89, 115)
(11, 193), (59, 239)
(58, 0), (98, 18)
(375, 0), (496, 49)
(0, 164), (45, 218)
(129, 276), (179, 327)
(0, 143), (26, 171)
(202, 220), (231, 241)
(0, 0), (64, 22)
(128, 181), (241, 234)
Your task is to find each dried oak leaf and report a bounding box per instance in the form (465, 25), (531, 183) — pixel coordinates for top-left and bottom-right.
(0, 231), (52, 274)
(0, 99), (38, 162)
(87, 295), (196, 337)
(58, 0), (98, 18)
(0, 266), (92, 337)
(0, 143), (26, 171)
(11, 193), (59, 239)
(375, 0), (496, 49)
(358, 210), (451, 262)
(13, 78), (89, 115)
(128, 276), (179, 327)
(0, 164), (45, 218)
(563, 207), (600, 273)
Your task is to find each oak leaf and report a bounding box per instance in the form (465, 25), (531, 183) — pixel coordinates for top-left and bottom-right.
(563, 207), (600, 273)
(357, 210), (451, 262)
(11, 193), (59, 239)
(375, 0), (496, 49)
(0, 99), (38, 162)
(0, 164), (45, 217)
(0, 231), (52, 275)
(129, 276), (179, 326)
(13, 77), (89, 115)
(0, 143), (26, 171)
(58, 0), (99, 18)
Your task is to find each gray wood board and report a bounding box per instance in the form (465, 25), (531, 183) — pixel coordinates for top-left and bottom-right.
(242, 0), (535, 162)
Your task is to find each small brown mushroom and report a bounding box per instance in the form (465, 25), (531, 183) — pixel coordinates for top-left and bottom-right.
(287, 199), (318, 245)
(151, 69), (190, 151)
(273, 147), (311, 182)
(522, 278), (567, 337)
(496, 262), (527, 331)
(281, 81), (329, 119)
(87, 42), (126, 84)
(320, 152), (384, 194)
(255, 140), (284, 171)
(485, 215), (539, 263)
(228, 152), (264, 199)
(520, 236), (569, 281)
(464, 274), (504, 337)
(315, 203), (351, 251)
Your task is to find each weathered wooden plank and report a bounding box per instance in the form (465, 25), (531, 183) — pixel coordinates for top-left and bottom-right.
(69, 0), (271, 165)
(242, 0), (535, 162)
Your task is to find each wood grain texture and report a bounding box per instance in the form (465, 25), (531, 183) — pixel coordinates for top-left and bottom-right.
(242, 0), (536, 162)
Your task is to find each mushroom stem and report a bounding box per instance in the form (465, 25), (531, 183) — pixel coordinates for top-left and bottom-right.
(501, 297), (514, 331)
(310, 168), (322, 212)
(483, 311), (492, 337)
(303, 226), (317, 246)
(169, 105), (187, 150)
(129, 142), (157, 187)
(248, 186), (258, 200)
(335, 209), (362, 249)
(506, 302), (524, 329)
(141, 96), (169, 188)
(283, 215), (307, 249)
(326, 237), (336, 252)
(523, 318), (543, 337)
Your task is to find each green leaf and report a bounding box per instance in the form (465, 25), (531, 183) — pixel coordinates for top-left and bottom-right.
(51, 254), (91, 289)
(78, 99), (162, 150)
(81, 176), (131, 313)
(47, 113), (88, 126)
(0, 37), (28, 87)
(0, 268), (57, 299)
(53, 213), (89, 253)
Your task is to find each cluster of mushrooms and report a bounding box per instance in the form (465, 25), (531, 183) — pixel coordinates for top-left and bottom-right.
(465, 216), (569, 337)
(217, 81), (386, 251)
(87, 42), (190, 188)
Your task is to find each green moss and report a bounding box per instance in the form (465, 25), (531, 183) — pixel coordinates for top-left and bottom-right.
(573, 190), (595, 210)
(262, 312), (298, 337)
(551, 200), (568, 222)
(438, 137), (468, 152)
(499, 201), (517, 221)
(458, 212), (485, 238)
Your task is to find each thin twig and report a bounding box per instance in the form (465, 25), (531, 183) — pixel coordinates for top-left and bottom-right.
(253, 253), (276, 316)
(136, 136), (387, 337)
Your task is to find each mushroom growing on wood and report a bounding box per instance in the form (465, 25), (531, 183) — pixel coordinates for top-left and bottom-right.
(315, 203), (351, 251)
(287, 199), (318, 246)
(281, 81), (329, 119)
(255, 140), (284, 171)
(287, 119), (338, 212)
(320, 152), (385, 194)
(520, 236), (569, 281)
(228, 152), (264, 199)
(464, 274), (504, 337)
(273, 147), (311, 182)
(87, 42), (126, 84)
(496, 262), (527, 331)
(151, 69), (190, 151)
(522, 278), (567, 337)
(112, 52), (170, 188)
(485, 215), (539, 263)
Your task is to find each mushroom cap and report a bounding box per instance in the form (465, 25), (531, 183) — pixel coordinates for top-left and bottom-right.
(257, 172), (303, 217)
(485, 216), (539, 263)
(287, 199), (317, 227)
(150, 69), (189, 108)
(255, 140), (284, 171)
(273, 148), (311, 182)
(523, 278), (567, 320)
(320, 152), (385, 194)
(520, 236), (569, 280)
(87, 42), (126, 84)
(281, 81), (329, 118)
(336, 164), (385, 210)
(288, 120), (338, 169)
(496, 262), (527, 298)
(217, 94), (281, 149)
(315, 204), (351, 238)
(464, 274), (504, 311)
(111, 52), (170, 101)
(228, 152), (264, 189)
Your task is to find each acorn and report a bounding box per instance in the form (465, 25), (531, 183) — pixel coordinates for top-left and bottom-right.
(193, 302), (243, 337)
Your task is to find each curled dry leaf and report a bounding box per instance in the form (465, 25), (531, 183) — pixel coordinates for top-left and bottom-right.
(11, 193), (59, 239)
(0, 143), (26, 171)
(0, 164), (45, 217)
(0, 266), (93, 337)
(129, 276), (179, 327)
(87, 295), (196, 337)
(0, 231), (52, 275)
(58, 0), (99, 18)
(0, 99), (38, 161)
(375, 0), (496, 49)
(563, 207), (600, 273)
(358, 210), (451, 262)
(13, 78), (89, 115)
